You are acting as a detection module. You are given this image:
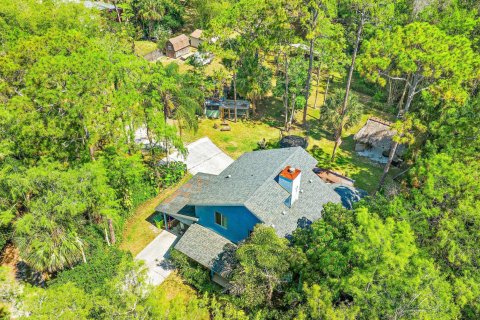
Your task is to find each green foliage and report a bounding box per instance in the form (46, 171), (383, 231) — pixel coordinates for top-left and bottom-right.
(359, 22), (478, 110)
(383, 153), (480, 317)
(236, 53), (273, 110)
(21, 283), (94, 319)
(230, 225), (301, 312)
(157, 161), (187, 188)
(48, 246), (130, 294)
(6, 163), (118, 273)
(102, 150), (158, 212)
(130, 0), (185, 38)
(170, 249), (218, 292)
(318, 89), (364, 134)
(292, 203), (460, 319)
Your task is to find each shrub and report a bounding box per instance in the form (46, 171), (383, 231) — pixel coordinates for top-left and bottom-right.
(170, 249), (219, 292)
(157, 161), (187, 188)
(101, 150), (158, 213)
(48, 245), (131, 293)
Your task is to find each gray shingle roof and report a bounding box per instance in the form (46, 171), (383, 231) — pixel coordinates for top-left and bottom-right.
(174, 224), (236, 276)
(157, 147), (341, 237)
(156, 173), (217, 215)
(191, 147), (341, 236)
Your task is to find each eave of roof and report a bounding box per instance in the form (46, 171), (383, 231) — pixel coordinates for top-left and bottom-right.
(174, 224), (236, 276)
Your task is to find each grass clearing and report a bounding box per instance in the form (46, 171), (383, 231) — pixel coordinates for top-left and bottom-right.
(120, 174), (192, 256)
(182, 78), (398, 193)
(157, 271), (197, 301)
(134, 40), (158, 57)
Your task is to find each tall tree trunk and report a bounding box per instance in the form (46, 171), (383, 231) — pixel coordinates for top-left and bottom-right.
(323, 75), (330, 106)
(378, 140), (399, 190)
(387, 78), (393, 104)
(108, 218), (116, 245)
(113, 0), (122, 23)
(303, 38), (315, 126)
(233, 69), (237, 122)
(289, 93), (297, 125)
(400, 74), (420, 116)
(104, 226), (111, 246)
(313, 65), (321, 110)
(283, 52), (290, 131)
(89, 145), (95, 161)
(379, 75), (419, 190)
(397, 78), (409, 114)
(303, 9), (319, 127)
(143, 107), (155, 158)
(331, 18), (364, 161)
(177, 118), (183, 137)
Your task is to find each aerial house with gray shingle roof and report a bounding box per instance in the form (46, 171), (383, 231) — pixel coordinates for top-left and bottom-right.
(156, 147), (342, 287)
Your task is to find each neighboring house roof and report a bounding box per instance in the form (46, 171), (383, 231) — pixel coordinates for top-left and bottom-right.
(190, 29), (203, 39)
(354, 117), (396, 150)
(157, 147), (341, 237)
(174, 224), (236, 277)
(167, 34), (190, 51)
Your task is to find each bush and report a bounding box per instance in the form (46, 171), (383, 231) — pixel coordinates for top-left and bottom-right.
(170, 249), (219, 292)
(101, 150), (158, 213)
(157, 161), (187, 188)
(48, 245), (131, 293)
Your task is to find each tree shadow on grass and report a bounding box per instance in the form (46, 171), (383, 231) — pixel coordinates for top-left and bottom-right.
(306, 118), (331, 141)
(308, 134), (385, 194)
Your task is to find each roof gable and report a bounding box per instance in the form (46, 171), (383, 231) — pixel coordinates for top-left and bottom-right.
(190, 29), (203, 39)
(167, 34), (190, 51)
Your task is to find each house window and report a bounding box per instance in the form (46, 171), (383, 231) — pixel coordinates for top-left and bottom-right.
(215, 212), (227, 228)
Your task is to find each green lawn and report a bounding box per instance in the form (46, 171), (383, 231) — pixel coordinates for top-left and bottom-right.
(182, 79), (397, 193)
(134, 40), (158, 57)
(120, 174), (192, 256)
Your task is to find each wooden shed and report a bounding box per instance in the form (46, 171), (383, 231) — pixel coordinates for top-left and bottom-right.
(165, 34), (190, 59)
(189, 29), (204, 48)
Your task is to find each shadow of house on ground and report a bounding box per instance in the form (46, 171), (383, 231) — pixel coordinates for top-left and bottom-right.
(332, 185), (368, 209)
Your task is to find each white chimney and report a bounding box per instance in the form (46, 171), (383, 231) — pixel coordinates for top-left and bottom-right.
(278, 166), (302, 208)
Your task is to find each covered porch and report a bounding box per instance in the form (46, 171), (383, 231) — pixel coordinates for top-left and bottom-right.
(161, 205), (198, 236)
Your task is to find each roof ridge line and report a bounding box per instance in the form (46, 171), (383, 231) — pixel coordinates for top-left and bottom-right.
(244, 147), (303, 204)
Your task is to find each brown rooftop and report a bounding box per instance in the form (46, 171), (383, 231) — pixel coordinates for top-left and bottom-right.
(279, 166), (301, 180)
(167, 34), (190, 51)
(190, 29), (203, 39)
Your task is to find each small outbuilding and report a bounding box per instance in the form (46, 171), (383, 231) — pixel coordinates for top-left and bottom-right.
(189, 29), (204, 48)
(165, 34), (190, 59)
(204, 98), (251, 120)
(354, 117), (404, 164)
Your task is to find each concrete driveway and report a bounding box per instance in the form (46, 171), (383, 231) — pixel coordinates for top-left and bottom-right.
(135, 231), (178, 286)
(162, 137), (234, 175)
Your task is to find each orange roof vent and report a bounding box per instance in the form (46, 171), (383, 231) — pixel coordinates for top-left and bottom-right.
(279, 166), (301, 180)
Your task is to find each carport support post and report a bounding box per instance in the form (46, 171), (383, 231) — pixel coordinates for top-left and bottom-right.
(163, 212), (168, 230)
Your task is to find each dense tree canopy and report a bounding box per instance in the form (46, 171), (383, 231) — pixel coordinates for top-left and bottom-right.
(1, 0), (479, 319)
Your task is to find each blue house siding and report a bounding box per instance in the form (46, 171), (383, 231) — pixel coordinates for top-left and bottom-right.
(195, 205), (261, 243)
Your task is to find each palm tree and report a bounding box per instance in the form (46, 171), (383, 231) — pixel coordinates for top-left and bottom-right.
(136, 0), (165, 38)
(14, 220), (86, 273)
(318, 90), (363, 161)
(158, 64), (202, 137)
